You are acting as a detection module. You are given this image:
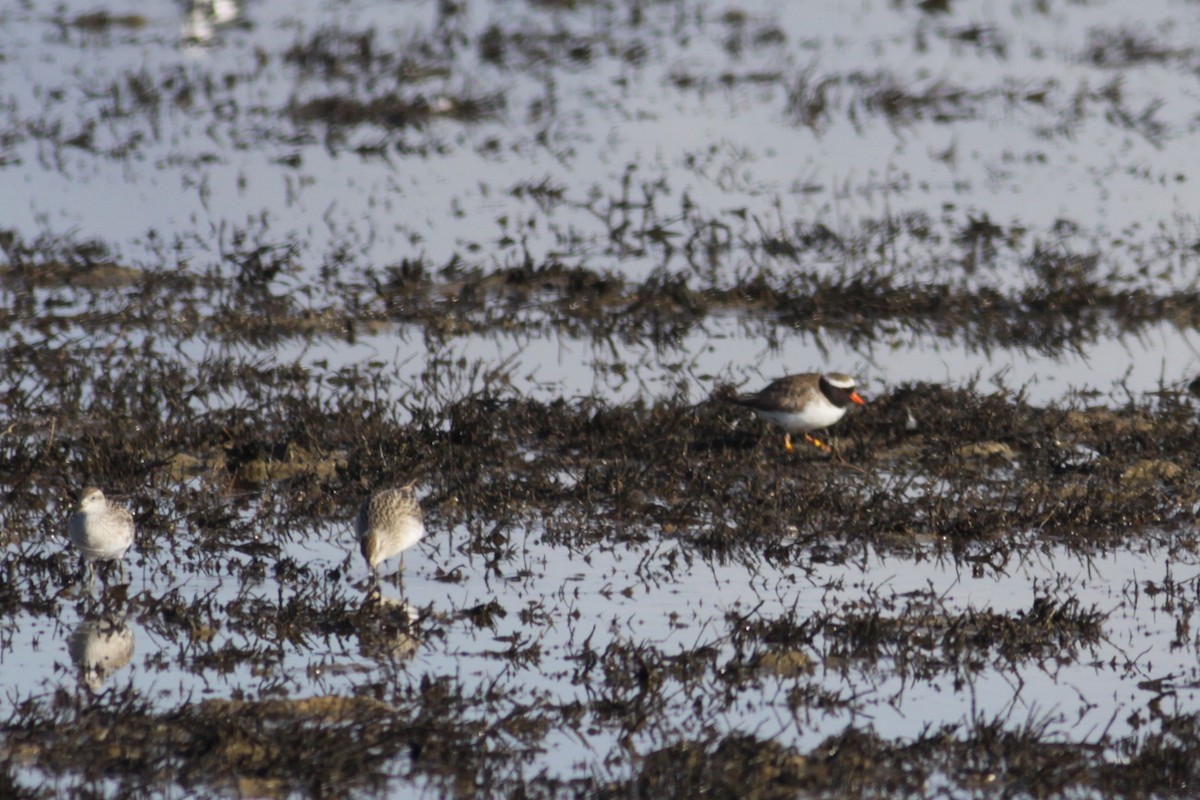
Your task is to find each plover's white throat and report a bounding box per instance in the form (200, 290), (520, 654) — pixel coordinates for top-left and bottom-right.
(67, 487), (135, 583)
(355, 484), (426, 582)
(731, 372), (866, 451)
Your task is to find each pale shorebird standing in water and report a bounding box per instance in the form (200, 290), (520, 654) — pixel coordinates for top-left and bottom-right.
(67, 487), (135, 590)
(355, 484), (426, 587)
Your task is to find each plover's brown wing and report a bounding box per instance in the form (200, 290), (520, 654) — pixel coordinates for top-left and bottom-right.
(734, 373), (821, 411)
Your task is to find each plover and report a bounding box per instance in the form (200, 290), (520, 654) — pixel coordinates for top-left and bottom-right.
(731, 372), (865, 451)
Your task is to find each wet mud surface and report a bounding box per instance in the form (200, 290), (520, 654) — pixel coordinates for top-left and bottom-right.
(5, 0), (1200, 797)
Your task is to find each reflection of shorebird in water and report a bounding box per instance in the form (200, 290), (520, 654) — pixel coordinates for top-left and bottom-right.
(67, 487), (135, 591)
(355, 484), (426, 587)
(68, 617), (135, 693)
(356, 596), (421, 662)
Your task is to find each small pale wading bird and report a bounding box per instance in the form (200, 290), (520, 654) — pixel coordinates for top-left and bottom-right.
(67, 487), (135, 588)
(731, 372), (866, 452)
(355, 484), (426, 585)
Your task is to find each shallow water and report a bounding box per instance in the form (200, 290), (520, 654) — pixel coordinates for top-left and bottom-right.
(8, 519), (1199, 785)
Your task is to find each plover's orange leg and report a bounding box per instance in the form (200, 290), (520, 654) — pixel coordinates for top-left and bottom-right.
(804, 433), (831, 450)
(784, 433), (794, 452)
